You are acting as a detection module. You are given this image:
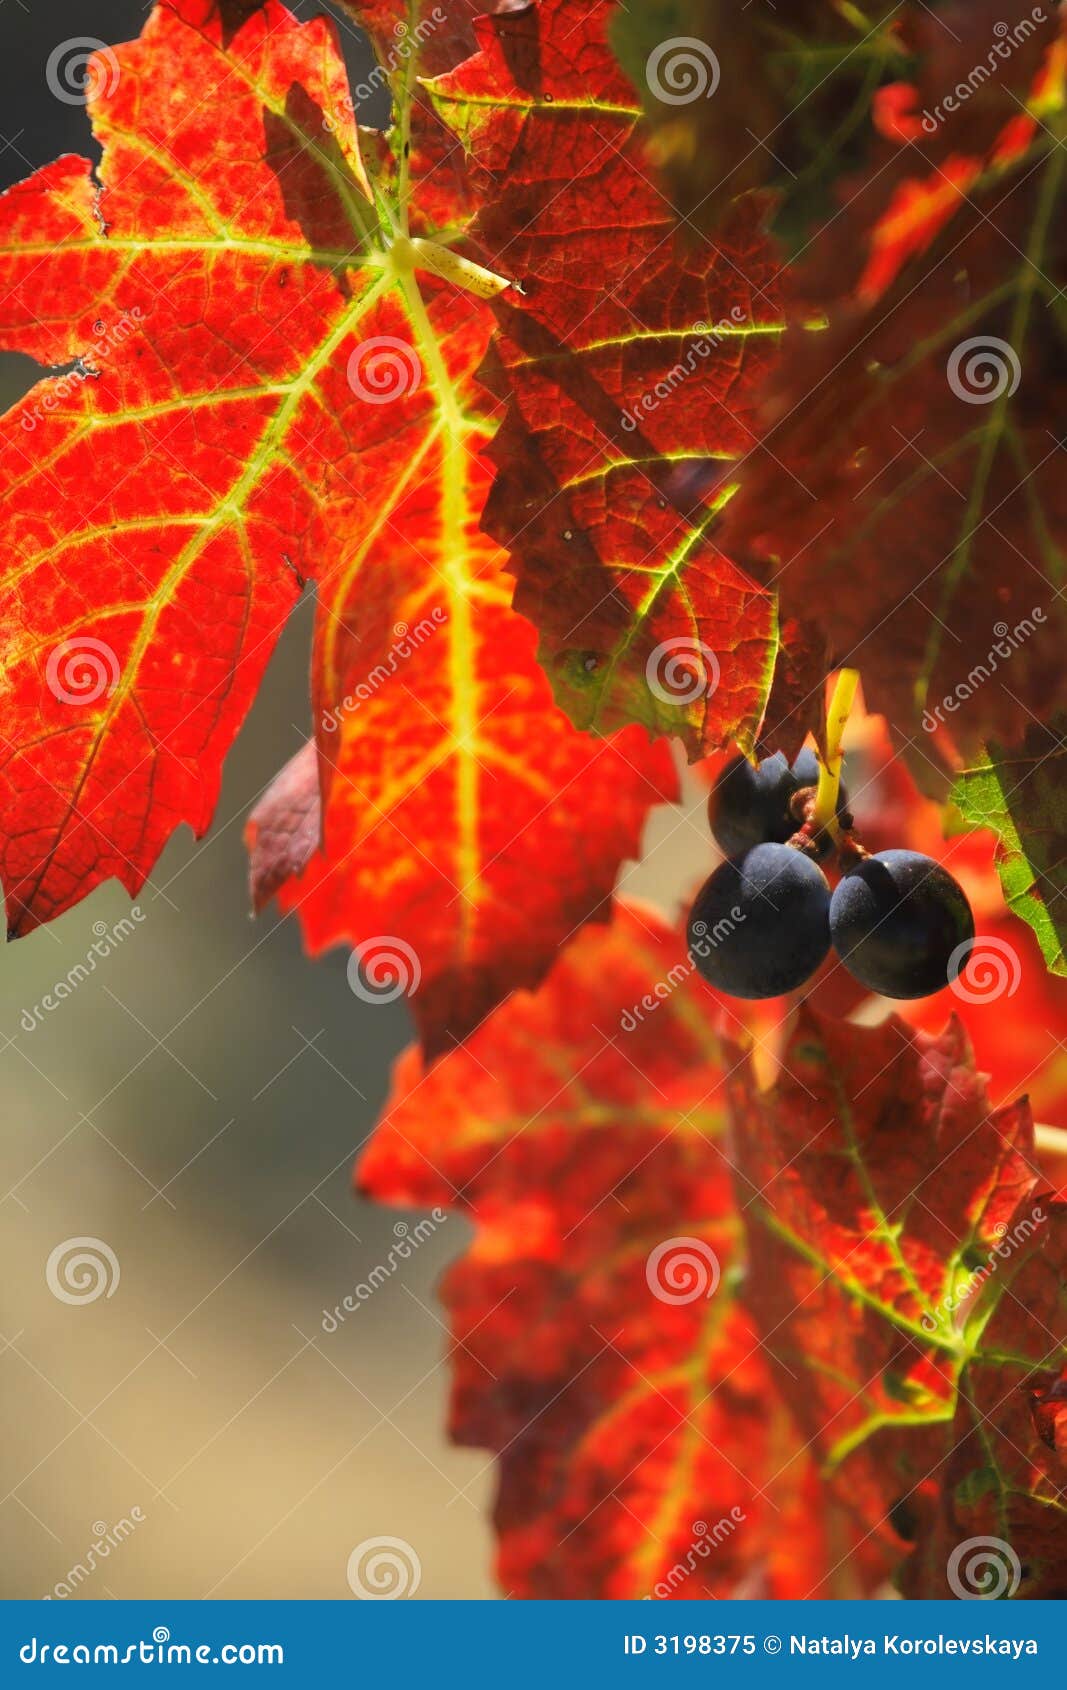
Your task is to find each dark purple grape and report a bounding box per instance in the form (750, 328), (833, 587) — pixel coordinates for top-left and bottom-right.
(708, 749), (849, 860)
(829, 849), (975, 999)
(688, 843), (831, 999)
(707, 753), (792, 858)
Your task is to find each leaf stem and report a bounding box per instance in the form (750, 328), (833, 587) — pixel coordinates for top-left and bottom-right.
(813, 668), (859, 835)
(1035, 1123), (1067, 1160)
(387, 232), (511, 302)
(405, 235), (512, 299)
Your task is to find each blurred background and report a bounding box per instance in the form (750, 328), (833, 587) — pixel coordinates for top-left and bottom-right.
(0, 1), (703, 1600)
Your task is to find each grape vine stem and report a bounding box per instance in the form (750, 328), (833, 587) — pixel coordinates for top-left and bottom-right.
(1035, 1123), (1067, 1160)
(813, 667), (859, 839)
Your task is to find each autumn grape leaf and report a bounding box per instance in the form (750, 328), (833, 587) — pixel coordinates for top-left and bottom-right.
(753, 615), (830, 757)
(952, 721), (1067, 979)
(727, 1005), (1047, 1561)
(338, 0), (482, 77)
(899, 1196), (1067, 1598)
(247, 446), (678, 1056)
(0, 0), (397, 934)
(426, 0), (786, 760)
(229, 3), (678, 1055)
(723, 4), (1066, 757)
(611, 0), (905, 244)
(359, 905), (890, 1597)
(334, 0), (485, 230)
(0, 0), (675, 1048)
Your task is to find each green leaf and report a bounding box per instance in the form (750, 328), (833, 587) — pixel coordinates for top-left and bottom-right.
(953, 721), (1067, 977)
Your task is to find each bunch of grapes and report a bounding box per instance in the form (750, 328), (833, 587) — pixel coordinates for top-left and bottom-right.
(688, 750), (975, 1002)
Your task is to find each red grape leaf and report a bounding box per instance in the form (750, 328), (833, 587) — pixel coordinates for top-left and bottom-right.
(722, 7), (1067, 756)
(339, 0), (483, 78)
(0, 0), (391, 934)
(358, 905), (890, 1597)
(899, 1194), (1067, 1598)
(754, 615), (830, 758)
(727, 1005), (1047, 1562)
(951, 722), (1067, 979)
(248, 447), (678, 1056)
(2, 0), (675, 1042)
(426, 0), (785, 760)
(233, 10), (678, 1056)
(334, 0), (486, 229)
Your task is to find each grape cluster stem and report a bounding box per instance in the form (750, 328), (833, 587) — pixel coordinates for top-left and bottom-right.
(813, 668), (859, 840)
